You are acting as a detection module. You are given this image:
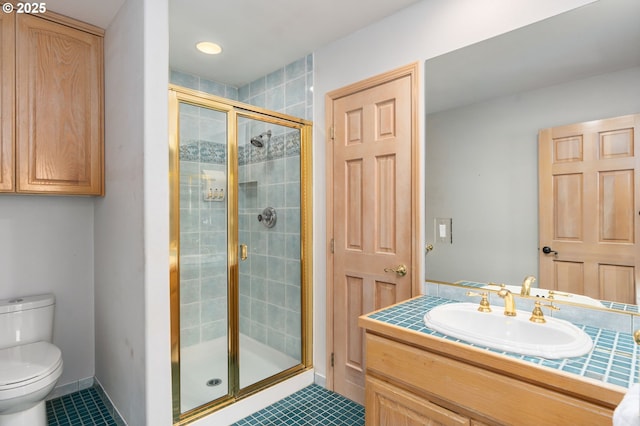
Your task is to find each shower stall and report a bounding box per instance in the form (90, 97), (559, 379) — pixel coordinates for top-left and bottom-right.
(168, 85), (312, 424)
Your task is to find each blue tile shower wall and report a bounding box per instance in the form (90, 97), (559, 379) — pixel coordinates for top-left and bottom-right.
(238, 55), (313, 121)
(171, 55), (311, 356)
(171, 53), (313, 121)
(178, 103), (229, 348)
(170, 70), (239, 101)
(238, 127), (302, 360)
(233, 57), (310, 359)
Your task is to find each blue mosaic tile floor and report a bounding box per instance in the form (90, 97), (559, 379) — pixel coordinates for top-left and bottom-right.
(47, 387), (117, 426)
(368, 295), (640, 388)
(234, 384), (365, 426)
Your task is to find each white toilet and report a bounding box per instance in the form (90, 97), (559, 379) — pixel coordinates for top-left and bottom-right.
(0, 294), (63, 426)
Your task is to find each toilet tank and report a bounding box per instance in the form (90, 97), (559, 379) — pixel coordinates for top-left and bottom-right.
(0, 294), (55, 350)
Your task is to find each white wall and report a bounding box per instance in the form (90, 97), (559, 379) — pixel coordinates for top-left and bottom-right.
(142, 0), (171, 423)
(96, 0), (144, 419)
(97, 0), (170, 423)
(312, 0), (595, 384)
(0, 196), (94, 387)
(96, 0), (146, 424)
(425, 66), (640, 285)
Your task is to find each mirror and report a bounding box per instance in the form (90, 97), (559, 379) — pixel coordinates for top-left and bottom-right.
(424, 0), (640, 310)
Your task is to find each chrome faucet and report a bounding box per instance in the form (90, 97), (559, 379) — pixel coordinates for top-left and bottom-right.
(497, 288), (516, 316)
(520, 275), (536, 296)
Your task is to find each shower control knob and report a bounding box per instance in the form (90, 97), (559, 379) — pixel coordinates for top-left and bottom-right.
(257, 207), (277, 228)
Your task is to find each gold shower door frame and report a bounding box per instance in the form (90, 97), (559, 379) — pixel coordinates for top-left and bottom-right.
(169, 85), (313, 425)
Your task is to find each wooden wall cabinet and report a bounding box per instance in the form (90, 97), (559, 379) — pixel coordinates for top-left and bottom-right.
(0, 10), (104, 196)
(360, 312), (624, 426)
(0, 10), (14, 192)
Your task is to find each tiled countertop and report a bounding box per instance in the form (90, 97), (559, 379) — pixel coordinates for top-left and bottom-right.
(366, 295), (640, 389)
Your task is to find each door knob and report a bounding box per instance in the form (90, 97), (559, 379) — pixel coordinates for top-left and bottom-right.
(240, 244), (248, 261)
(542, 246), (558, 255)
(384, 264), (407, 277)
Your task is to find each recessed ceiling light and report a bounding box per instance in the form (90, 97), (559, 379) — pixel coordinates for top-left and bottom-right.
(196, 42), (222, 55)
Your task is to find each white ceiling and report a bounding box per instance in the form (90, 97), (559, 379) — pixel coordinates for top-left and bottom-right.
(168, 0), (423, 87)
(45, 0), (125, 29)
(47, 0), (422, 88)
(45, 0), (639, 100)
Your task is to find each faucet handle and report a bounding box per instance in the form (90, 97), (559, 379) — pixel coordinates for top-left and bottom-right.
(547, 290), (570, 300)
(466, 291), (491, 313)
(529, 300), (560, 323)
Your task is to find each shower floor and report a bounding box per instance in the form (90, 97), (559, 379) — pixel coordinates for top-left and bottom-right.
(180, 334), (298, 413)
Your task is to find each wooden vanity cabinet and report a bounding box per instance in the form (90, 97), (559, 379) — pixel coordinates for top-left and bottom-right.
(360, 311), (625, 426)
(366, 375), (473, 426)
(0, 10), (104, 195)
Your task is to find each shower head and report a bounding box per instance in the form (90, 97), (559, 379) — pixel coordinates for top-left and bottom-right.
(250, 136), (263, 148)
(250, 130), (271, 148)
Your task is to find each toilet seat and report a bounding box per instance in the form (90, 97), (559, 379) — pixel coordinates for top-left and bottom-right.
(0, 341), (63, 391)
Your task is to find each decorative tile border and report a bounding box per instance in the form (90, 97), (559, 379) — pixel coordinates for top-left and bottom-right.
(367, 295), (640, 389)
(179, 132), (300, 165)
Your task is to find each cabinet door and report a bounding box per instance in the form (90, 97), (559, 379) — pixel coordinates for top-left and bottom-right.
(366, 376), (470, 426)
(16, 14), (103, 195)
(0, 12), (14, 192)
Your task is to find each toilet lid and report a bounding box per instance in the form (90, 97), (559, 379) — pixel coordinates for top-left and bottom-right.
(0, 341), (62, 388)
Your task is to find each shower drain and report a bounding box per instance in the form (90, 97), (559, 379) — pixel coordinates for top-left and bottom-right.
(206, 378), (222, 387)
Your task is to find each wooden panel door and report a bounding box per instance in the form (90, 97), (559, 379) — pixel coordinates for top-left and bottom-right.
(16, 14), (103, 195)
(0, 12), (14, 192)
(327, 64), (417, 404)
(539, 114), (640, 304)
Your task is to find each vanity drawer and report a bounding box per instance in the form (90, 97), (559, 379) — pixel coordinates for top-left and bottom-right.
(366, 375), (470, 426)
(365, 333), (613, 425)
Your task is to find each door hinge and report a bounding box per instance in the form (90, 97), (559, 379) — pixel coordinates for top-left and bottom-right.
(330, 238), (334, 254)
(331, 352), (334, 367)
(329, 125), (335, 140)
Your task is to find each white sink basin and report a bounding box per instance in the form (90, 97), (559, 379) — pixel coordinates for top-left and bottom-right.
(482, 284), (604, 308)
(423, 303), (593, 359)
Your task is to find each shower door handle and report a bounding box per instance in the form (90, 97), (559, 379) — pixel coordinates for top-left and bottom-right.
(240, 244), (248, 261)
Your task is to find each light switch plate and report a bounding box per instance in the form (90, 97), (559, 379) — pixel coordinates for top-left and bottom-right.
(435, 218), (452, 243)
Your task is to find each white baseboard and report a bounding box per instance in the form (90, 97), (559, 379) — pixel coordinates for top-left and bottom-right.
(94, 377), (127, 426)
(47, 376), (95, 401)
(313, 371), (326, 388)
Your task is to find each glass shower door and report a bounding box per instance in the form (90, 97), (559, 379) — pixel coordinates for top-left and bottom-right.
(170, 86), (312, 423)
(237, 116), (302, 390)
(174, 99), (231, 413)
